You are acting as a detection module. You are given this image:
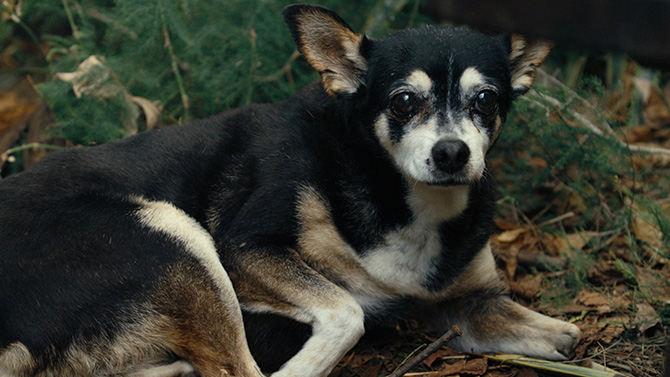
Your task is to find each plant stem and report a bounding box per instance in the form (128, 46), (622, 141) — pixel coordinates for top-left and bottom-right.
(1, 143), (65, 167)
(159, 3), (190, 122)
(61, 0), (80, 41)
(388, 325), (462, 377)
(0, 3), (47, 62)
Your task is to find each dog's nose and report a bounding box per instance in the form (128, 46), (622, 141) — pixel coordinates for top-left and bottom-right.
(431, 139), (470, 174)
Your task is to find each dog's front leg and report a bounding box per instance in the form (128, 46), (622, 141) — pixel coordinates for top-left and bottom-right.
(226, 247), (365, 377)
(428, 243), (581, 360)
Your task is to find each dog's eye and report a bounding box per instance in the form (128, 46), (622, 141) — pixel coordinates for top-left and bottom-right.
(390, 92), (417, 117)
(474, 90), (498, 115)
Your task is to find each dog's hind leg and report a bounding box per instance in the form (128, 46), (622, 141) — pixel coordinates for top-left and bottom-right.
(224, 247), (365, 377)
(135, 199), (264, 377)
(428, 242), (581, 360)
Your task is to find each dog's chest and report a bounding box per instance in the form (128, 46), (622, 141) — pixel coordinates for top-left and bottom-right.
(297, 184), (470, 306)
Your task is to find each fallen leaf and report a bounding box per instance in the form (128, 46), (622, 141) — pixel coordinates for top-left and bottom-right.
(494, 219), (520, 231)
(360, 357), (382, 377)
(599, 316), (629, 343)
(572, 290), (612, 315)
(484, 369), (518, 377)
(529, 156), (547, 170)
(56, 56), (163, 134)
(631, 212), (663, 249)
(55, 56), (120, 99)
(423, 349), (458, 369)
(633, 77), (670, 129)
(496, 228), (528, 243)
(438, 360), (466, 376)
(587, 260), (626, 286)
(636, 266), (670, 302)
(634, 302), (660, 335)
(509, 275), (541, 300)
(462, 358), (487, 375)
(574, 290), (610, 307)
(129, 95), (163, 130)
(564, 231), (596, 251)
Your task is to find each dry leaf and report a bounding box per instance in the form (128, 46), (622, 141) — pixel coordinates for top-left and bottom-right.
(573, 290), (612, 315)
(129, 95), (163, 130)
(484, 369), (518, 377)
(509, 275), (541, 300)
(574, 290), (610, 307)
(564, 232), (596, 251)
(636, 267), (670, 302)
(494, 219), (520, 231)
(631, 213), (663, 249)
(56, 56), (163, 134)
(462, 358), (487, 375)
(423, 349), (455, 368)
(360, 358), (382, 377)
(633, 77), (670, 129)
(496, 229), (527, 243)
(0, 90), (36, 134)
(634, 302), (660, 334)
(438, 360), (466, 376)
(56, 56), (119, 100)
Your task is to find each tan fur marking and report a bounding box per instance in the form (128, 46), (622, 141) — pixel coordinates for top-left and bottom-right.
(442, 242), (504, 295)
(296, 186), (397, 299)
(406, 70), (432, 94)
(0, 342), (35, 376)
(133, 196), (238, 308)
(459, 67), (485, 93)
(134, 196), (262, 376)
(129, 361), (195, 377)
(297, 186), (479, 303)
(154, 264), (262, 377)
(6, 312), (186, 377)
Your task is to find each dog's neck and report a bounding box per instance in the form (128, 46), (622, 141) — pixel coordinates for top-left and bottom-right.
(406, 182), (470, 226)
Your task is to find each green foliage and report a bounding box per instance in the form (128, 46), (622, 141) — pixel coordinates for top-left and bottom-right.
(38, 80), (129, 144)
(492, 82), (634, 232)
(18, 0), (427, 144)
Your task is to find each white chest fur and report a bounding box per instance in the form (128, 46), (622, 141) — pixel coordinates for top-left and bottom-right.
(297, 183), (470, 310)
(359, 184), (469, 297)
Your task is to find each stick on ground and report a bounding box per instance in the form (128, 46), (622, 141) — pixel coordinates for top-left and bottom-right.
(388, 325), (462, 377)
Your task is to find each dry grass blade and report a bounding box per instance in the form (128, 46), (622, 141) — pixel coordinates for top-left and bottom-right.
(483, 354), (632, 377)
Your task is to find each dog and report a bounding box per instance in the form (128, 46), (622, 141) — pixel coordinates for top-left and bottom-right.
(0, 4), (581, 377)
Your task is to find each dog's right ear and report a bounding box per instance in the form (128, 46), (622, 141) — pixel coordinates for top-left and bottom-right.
(283, 5), (368, 97)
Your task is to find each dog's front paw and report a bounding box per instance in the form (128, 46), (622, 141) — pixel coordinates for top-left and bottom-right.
(518, 313), (581, 360)
(451, 300), (581, 360)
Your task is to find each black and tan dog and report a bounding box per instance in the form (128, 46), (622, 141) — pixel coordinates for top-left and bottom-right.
(0, 5), (580, 377)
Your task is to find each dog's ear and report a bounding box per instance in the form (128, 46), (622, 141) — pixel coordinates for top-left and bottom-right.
(283, 5), (368, 97)
(507, 35), (553, 98)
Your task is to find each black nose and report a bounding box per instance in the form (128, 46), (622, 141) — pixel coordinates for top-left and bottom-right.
(431, 139), (470, 174)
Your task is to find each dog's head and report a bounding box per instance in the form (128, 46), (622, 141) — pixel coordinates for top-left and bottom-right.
(284, 5), (551, 187)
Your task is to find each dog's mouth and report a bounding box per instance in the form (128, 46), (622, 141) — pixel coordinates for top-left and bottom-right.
(425, 176), (471, 187)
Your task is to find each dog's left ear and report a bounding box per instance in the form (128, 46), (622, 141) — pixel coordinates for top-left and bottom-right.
(507, 35), (553, 98)
(283, 5), (368, 97)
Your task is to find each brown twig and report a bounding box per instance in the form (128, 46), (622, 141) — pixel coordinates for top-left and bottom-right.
(387, 326), (462, 377)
